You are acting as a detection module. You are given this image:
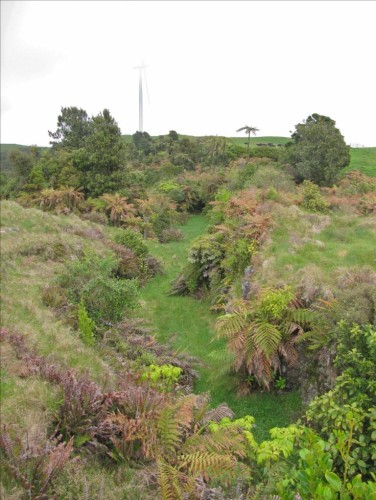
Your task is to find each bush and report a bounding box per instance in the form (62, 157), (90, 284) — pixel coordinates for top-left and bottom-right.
(58, 250), (140, 323)
(300, 180), (329, 213)
(108, 242), (142, 279)
(82, 276), (140, 323)
(288, 113), (350, 186)
(145, 255), (164, 278)
(114, 228), (148, 258)
(81, 211), (108, 225)
(158, 227), (184, 243)
(77, 301), (96, 346)
(59, 251), (119, 304)
(305, 322), (376, 479)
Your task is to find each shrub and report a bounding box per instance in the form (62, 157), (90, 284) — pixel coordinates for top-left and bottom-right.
(77, 301), (96, 346)
(81, 211), (108, 225)
(158, 227), (184, 243)
(305, 322), (376, 479)
(300, 180), (329, 213)
(141, 364), (183, 392)
(0, 427), (74, 499)
(58, 250), (140, 323)
(82, 276), (140, 323)
(145, 255), (164, 278)
(288, 113), (350, 186)
(114, 228), (148, 258)
(59, 251), (119, 303)
(108, 242), (141, 279)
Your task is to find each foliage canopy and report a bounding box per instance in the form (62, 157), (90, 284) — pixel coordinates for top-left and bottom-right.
(288, 113), (350, 186)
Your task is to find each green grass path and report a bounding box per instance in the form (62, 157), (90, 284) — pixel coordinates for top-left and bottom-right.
(141, 215), (302, 440)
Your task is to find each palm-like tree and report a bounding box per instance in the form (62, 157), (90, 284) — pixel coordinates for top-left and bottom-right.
(59, 186), (84, 211)
(39, 188), (62, 210)
(236, 125), (259, 151)
(100, 193), (136, 226)
(215, 288), (312, 390)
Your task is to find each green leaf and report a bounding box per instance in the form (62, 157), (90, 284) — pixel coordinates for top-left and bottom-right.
(325, 471), (342, 492)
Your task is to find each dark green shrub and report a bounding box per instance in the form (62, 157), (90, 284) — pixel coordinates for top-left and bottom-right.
(82, 276), (140, 323)
(58, 250), (140, 323)
(114, 228), (148, 258)
(59, 251), (119, 303)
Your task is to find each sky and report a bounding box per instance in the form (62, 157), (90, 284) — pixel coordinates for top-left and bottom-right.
(1, 0), (375, 147)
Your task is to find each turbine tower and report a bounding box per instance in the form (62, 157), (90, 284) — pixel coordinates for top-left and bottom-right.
(133, 62), (148, 132)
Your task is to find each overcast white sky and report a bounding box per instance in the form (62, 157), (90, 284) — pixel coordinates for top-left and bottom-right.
(1, 1), (375, 147)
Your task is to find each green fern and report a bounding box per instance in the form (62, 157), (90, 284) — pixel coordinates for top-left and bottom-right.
(157, 407), (182, 457)
(253, 321), (281, 356)
(178, 451), (236, 475)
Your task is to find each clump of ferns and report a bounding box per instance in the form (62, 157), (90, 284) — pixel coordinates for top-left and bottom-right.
(155, 394), (251, 499)
(104, 390), (251, 496)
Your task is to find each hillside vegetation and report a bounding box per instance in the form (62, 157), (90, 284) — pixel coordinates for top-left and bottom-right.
(1, 109), (375, 498)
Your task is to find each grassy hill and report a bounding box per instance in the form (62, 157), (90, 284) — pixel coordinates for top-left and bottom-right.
(342, 147), (376, 177)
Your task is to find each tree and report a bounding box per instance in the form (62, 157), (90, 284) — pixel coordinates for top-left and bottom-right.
(48, 106), (92, 149)
(287, 113), (350, 186)
(83, 109), (123, 174)
(132, 131), (153, 155)
(236, 125), (259, 151)
(67, 109), (125, 196)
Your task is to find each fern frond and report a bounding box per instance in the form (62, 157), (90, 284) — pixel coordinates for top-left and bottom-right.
(228, 330), (246, 354)
(157, 407), (182, 457)
(215, 310), (248, 339)
(183, 429), (246, 459)
(208, 348), (231, 362)
(200, 403), (234, 426)
(253, 321), (281, 356)
(248, 349), (273, 390)
(157, 459), (184, 500)
(278, 341), (298, 367)
(286, 308), (314, 328)
(178, 451), (236, 475)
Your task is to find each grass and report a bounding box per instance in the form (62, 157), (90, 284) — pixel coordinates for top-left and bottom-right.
(228, 136), (291, 146)
(259, 205), (376, 290)
(343, 147), (376, 177)
(141, 214), (302, 441)
(0, 202), (116, 385)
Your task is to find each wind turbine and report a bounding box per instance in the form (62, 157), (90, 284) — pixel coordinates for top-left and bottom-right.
(133, 61), (149, 132)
